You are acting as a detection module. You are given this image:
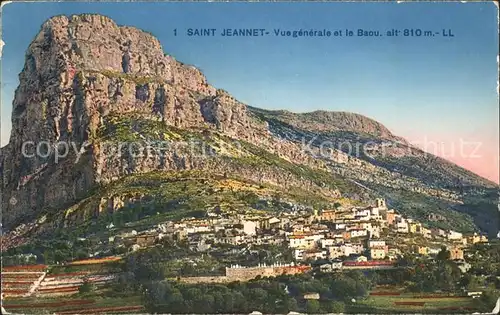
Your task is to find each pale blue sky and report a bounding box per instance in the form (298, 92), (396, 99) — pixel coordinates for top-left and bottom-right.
(1, 1), (498, 181)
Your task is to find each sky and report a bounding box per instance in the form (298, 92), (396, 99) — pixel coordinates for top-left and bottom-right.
(1, 1), (498, 183)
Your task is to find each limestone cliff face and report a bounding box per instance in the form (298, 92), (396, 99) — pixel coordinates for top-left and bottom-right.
(1, 14), (271, 228)
(2, 14), (496, 236)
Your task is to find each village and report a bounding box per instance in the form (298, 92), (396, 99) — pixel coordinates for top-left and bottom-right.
(1, 197), (497, 314)
(103, 197), (488, 281)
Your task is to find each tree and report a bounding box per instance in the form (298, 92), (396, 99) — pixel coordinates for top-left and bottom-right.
(436, 247), (451, 261)
(306, 300), (321, 313)
(222, 292), (235, 313)
(466, 275), (484, 291)
(474, 288), (500, 312)
(281, 297), (298, 313)
(166, 288), (184, 313)
(327, 301), (345, 313)
(79, 280), (95, 294)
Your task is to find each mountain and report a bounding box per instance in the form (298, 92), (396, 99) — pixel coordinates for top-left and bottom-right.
(1, 14), (498, 246)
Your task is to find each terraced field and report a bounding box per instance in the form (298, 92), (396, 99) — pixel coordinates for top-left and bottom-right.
(351, 287), (478, 313)
(3, 296), (143, 314)
(1, 259), (143, 314)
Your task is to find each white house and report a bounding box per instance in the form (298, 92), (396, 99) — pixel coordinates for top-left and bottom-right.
(368, 225), (381, 238)
(447, 230), (463, 240)
(395, 219), (409, 233)
(241, 220), (257, 235)
(321, 238), (337, 248)
(350, 229), (368, 238)
(331, 260), (343, 270)
(294, 249), (305, 260)
(354, 209), (371, 220)
(288, 235), (318, 249)
(335, 223), (347, 230)
(320, 260), (343, 272)
(428, 247), (441, 255)
(368, 240), (386, 248)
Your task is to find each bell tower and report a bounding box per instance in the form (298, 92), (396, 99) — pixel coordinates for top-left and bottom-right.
(376, 198), (386, 209)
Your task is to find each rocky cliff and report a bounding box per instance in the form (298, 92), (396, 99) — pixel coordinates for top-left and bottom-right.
(0, 14), (333, 229)
(1, 14), (498, 238)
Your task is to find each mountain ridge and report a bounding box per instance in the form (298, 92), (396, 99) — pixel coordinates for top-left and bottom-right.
(1, 14), (497, 242)
(249, 107), (401, 141)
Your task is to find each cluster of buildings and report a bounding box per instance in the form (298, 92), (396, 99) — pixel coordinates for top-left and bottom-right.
(109, 198), (488, 268)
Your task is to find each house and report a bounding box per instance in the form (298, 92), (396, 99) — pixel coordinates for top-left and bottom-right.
(466, 291), (483, 298)
(428, 247), (441, 255)
(124, 233), (157, 247)
(450, 247), (464, 260)
(327, 245), (345, 259)
(369, 247), (387, 260)
(370, 207), (380, 218)
(290, 223), (308, 233)
(241, 220), (257, 235)
(387, 248), (401, 260)
(354, 209), (371, 221)
(385, 209), (396, 226)
(466, 233), (488, 245)
(288, 235), (317, 249)
(409, 221), (422, 234)
(367, 225), (381, 239)
(320, 260), (343, 272)
(461, 237), (468, 246)
(421, 227), (432, 238)
(331, 260), (343, 270)
(350, 243), (365, 255)
(303, 293), (320, 300)
(302, 249), (326, 261)
(428, 213), (445, 221)
(279, 217), (291, 230)
(262, 217), (281, 230)
(328, 243), (363, 259)
(294, 249), (305, 260)
(417, 246), (429, 256)
(220, 232), (245, 245)
(320, 263), (334, 273)
(447, 230), (463, 241)
(431, 228), (446, 238)
(175, 229), (187, 241)
(321, 238), (338, 248)
(457, 262), (472, 273)
(326, 231), (344, 240)
(255, 234), (284, 246)
(367, 240), (386, 248)
(350, 229), (368, 238)
(129, 244), (141, 252)
(369, 205), (384, 221)
(186, 224), (211, 234)
(395, 220), (409, 233)
(342, 231), (351, 240)
(319, 210), (336, 222)
(335, 223), (347, 230)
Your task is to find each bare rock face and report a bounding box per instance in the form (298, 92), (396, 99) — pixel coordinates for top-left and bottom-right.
(4, 14), (492, 236)
(0, 14), (268, 229)
(257, 109), (406, 143)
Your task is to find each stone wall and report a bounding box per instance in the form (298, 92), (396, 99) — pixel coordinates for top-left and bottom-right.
(178, 264), (312, 284)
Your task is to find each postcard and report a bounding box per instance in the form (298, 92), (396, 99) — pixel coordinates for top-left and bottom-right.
(1, 1), (499, 314)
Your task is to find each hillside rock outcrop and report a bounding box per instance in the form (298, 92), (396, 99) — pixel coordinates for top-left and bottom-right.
(1, 14), (497, 237)
(0, 14), (268, 228)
